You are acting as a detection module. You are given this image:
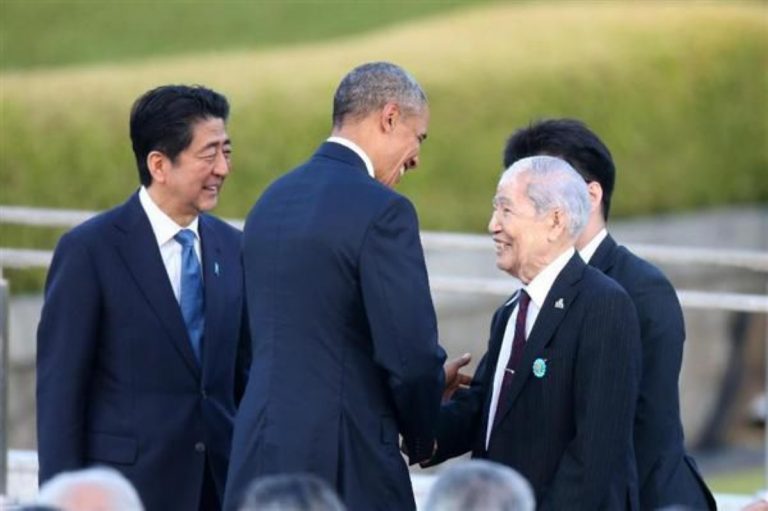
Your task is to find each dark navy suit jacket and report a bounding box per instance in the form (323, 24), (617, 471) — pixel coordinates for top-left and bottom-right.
(431, 254), (642, 510)
(37, 192), (250, 511)
(591, 235), (716, 510)
(223, 143), (446, 511)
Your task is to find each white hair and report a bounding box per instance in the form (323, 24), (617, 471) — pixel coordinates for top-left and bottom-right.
(424, 459), (535, 511)
(500, 155), (590, 238)
(37, 466), (144, 511)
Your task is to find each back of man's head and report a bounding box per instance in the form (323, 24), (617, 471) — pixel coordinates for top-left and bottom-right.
(503, 118), (615, 220)
(424, 460), (535, 511)
(37, 467), (144, 511)
(332, 61), (426, 128)
(238, 473), (345, 511)
(130, 84), (230, 187)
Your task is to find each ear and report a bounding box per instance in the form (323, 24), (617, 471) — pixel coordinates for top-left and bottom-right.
(379, 102), (400, 134)
(586, 181), (603, 215)
(146, 150), (169, 185)
(547, 207), (567, 242)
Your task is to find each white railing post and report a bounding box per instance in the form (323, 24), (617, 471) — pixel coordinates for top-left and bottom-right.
(0, 271), (10, 494)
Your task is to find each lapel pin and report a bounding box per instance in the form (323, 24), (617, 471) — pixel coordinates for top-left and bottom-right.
(214, 262), (220, 276)
(532, 358), (548, 378)
(554, 298), (564, 309)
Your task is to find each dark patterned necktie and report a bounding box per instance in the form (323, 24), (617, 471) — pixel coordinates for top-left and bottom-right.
(493, 289), (531, 426)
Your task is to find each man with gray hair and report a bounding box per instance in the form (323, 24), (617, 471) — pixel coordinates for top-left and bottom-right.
(423, 459), (535, 511)
(224, 62), (467, 511)
(425, 156), (642, 509)
(238, 473), (345, 511)
(36, 466), (144, 510)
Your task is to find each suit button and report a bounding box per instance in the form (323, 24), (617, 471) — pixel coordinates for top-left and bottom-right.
(201, 389), (208, 399)
(195, 442), (206, 453)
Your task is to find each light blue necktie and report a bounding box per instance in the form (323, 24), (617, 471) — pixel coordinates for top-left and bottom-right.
(175, 229), (204, 364)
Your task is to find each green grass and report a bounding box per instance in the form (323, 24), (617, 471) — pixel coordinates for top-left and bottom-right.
(709, 467), (765, 494)
(1, 1), (767, 292)
(0, 0), (493, 70)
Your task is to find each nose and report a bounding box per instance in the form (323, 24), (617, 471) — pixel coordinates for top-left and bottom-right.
(488, 210), (500, 234)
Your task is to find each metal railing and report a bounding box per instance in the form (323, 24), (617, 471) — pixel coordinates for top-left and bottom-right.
(1, 205), (767, 497)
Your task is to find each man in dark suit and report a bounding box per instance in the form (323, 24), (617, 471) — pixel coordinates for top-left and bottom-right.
(224, 62), (448, 511)
(37, 85), (250, 511)
(429, 155), (642, 509)
(504, 119), (716, 510)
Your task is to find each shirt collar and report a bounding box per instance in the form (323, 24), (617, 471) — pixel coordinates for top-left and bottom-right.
(326, 136), (375, 179)
(524, 247), (575, 309)
(138, 186), (200, 246)
(578, 228), (608, 263)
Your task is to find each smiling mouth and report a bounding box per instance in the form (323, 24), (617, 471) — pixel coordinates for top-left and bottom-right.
(492, 238), (512, 252)
(203, 184), (220, 193)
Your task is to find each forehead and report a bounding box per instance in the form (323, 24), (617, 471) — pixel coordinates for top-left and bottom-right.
(404, 105), (429, 127)
(189, 117), (228, 145)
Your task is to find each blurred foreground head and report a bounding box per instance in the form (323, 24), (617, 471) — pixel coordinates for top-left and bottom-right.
(238, 473), (346, 511)
(36, 467), (144, 511)
(424, 459), (535, 511)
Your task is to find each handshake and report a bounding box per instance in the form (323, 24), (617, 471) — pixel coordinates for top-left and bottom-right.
(400, 353), (473, 463)
(443, 352), (473, 402)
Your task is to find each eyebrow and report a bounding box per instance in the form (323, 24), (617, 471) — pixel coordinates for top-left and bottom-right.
(198, 138), (232, 153)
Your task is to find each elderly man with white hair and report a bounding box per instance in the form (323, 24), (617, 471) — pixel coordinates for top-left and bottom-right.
(424, 459), (535, 511)
(36, 466), (144, 510)
(425, 156), (642, 510)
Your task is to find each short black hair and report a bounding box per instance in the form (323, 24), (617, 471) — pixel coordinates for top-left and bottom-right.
(503, 119), (615, 220)
(129, 84), (230, 186)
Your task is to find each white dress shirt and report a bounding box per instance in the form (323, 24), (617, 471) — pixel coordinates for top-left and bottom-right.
(578, 228), (608, 264)
(327, 136), (375, 178)
(485, 247), (575, 448)
(138, 186), (201, 303)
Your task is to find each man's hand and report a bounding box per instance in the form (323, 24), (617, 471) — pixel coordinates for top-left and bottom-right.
(443, 353), (472, 402)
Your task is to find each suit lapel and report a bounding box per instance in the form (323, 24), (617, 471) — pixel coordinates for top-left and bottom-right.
(588, 234), (618, 273)
(477, 298), (517, 449)
(113, 193), (201, 379)
(199, 215), (225, 378)
(492, 254), (586, 427)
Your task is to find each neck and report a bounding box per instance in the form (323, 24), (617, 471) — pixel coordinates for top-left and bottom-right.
(518, 240), (572, 284)
(146, 186), (196, 227)
(575, 214), (606, 251)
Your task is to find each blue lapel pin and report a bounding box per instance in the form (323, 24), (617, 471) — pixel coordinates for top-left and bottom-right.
(214, 262), (220, 276)
(532, 358), (547, 378)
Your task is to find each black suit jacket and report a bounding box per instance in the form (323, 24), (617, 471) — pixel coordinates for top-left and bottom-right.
(433, 253), (642, 510)
(223, 143), (446, 511)
(591, 234), (716, 510)
(37, 193), (251, 511)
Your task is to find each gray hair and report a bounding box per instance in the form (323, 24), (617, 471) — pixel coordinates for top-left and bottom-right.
(424, 460), (535, 511)
(37, 466), (144, 510)
(239, 473), (345, 511)
(332, 61), (427, 127)
(500, 155), (590, 238)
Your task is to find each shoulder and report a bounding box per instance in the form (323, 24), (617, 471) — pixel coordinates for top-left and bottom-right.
(581, 264), (634, 305)
(59, 201), (127, 248)
(610, 245), (677, 299)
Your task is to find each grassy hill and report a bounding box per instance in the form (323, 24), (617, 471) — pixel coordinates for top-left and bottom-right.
(1, 1), (766, 237)
(0, 0), (488, 70)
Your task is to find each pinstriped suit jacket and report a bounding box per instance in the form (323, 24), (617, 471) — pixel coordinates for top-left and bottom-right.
(432, 253), (642, 510)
